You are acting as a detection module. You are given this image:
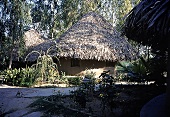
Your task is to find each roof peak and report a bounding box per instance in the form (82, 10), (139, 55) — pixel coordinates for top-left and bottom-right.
(56, 12), (138, 61)
(80, 12), (110, 23)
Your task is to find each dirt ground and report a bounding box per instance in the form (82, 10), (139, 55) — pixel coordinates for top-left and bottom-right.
(0, 84), (77, 117)
(0, 84), (166, 117)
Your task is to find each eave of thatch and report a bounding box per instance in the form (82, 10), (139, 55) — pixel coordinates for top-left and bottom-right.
(56, 12), (138, 61)
(123, 0), (170, 52)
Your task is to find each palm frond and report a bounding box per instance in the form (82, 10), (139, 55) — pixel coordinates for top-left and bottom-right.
(123, 0), (170, 52)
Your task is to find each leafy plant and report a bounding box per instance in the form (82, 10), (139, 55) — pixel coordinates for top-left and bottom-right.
(1, 67), (37, 87)
(57, 71), (68, 84)
(67, 77), (81, 86)
(19, 67), (37, 87)
(26, 50), (60, 85)
(82, 69), (96, 88)
(84, 69), (96, 80)
(2, 68), (20, 86)
(115, 58), (149, 82)
(97, 70), (117, 113)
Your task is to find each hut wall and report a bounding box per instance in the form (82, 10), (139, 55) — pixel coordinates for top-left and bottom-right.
(57, 58), (116, 77)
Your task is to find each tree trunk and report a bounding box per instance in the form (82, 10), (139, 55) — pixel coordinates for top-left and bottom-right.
(8, 49), (13, 69)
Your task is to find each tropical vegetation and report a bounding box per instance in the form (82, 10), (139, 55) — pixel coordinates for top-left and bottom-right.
(0, 0), (168, 116)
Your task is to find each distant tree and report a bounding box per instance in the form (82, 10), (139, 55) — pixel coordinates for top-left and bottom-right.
(0, 0), (30, 68)
(114, 0), (132, 30)
(97, 0), (140, 28)
(30, 0), (103, 39)
(29, 0), (141, 39)
(31, 0), (59, 38)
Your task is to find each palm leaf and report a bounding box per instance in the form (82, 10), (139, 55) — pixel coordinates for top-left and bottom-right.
(148, 0), (169, 28)
(123, 0), (170, 52)
(115, 61), (133, 73)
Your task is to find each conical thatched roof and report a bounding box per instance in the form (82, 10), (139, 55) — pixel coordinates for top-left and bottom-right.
(56, 12), (137, 61)
(24, 12), (138, 61)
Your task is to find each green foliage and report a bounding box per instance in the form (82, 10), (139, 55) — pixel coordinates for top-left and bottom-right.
(1, 46), (61, 87)
(115, 58), (149, 82)
(29, 0), (140, 39)
(67, 77), (81, 86)
(31, 0), (59, 38)
(19, 67), (37, 87)
(0, 0), (31, 68)
(54, 71), (68, 84)
(27, 51), (59, 84)
(114, 0), (132, 30)
(1, 67), (36, 87)
(81, 70), (96, 89)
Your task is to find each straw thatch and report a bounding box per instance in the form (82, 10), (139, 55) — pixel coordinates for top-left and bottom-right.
(24, 29), (46, 48)
(12, 29), (47, 61)
(123, 0), (170, 52)
(56, 12), (137, 61)
(23, 12), (138, 62)
(24, 40), (55, 61)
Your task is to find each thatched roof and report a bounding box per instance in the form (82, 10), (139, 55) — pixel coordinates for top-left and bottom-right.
(24, 29), (46, 48)
(24, 12), (138, 62)
(123, 0), (170, 52)
(13, 29), (47, 61)
(56, 12), (137, 61)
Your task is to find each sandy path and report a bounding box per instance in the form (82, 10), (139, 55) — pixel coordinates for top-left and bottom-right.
(0, 85), (78, 117)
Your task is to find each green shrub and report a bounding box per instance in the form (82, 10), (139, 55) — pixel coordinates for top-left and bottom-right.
(115, 58), (149, 82)
(57, 71), (68, 84)
(26, 50), (60, 84)
(67, 77), (80, 86)
(19, 67), (37, 87)
(1, 67), (37, 87)
(2, 68), (21, 86)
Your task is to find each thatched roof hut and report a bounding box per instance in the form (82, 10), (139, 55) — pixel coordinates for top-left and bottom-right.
(25, 12), (138, 62)
(56, 12), (137, 61)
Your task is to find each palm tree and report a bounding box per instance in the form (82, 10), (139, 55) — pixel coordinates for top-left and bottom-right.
(122, 0), (170, 116)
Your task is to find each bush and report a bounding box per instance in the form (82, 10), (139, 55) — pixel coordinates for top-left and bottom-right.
(67, 77), (80, 86)
(26, 50), (60, 84)
(115, 58), (148, 83)
(1, 67), (37, 87)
